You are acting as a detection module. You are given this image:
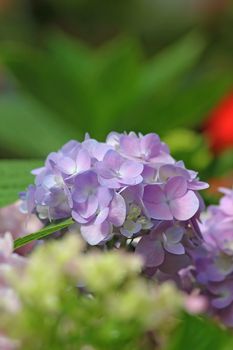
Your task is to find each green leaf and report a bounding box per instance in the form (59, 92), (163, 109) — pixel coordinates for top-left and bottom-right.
(0, 93), (78, 157)
(212, 149), (233, 177)
(14, 218), (74, 250)
(126, 71), (231, 134)
(139, 32), (205, 97)
(91, 37), (142, 137)
(1, 38), (96, 137)
(167, 314), (233, 350)
(0, 159), (43, 207)
(164, 128), (213, 172)
(0, 32), (206, 142)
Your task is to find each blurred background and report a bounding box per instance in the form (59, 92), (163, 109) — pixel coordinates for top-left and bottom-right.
(0, 0), (233, 204)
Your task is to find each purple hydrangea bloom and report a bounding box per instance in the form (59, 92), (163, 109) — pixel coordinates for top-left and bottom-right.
(72, 171), (126, 244)
(21, 131), (208, 251)
(96, 150), (143, 188)
(189, 188), (233, 327)
(135, 221), (196, 276)
(143, 176), (200, 221)
(117, 132), (175, 165)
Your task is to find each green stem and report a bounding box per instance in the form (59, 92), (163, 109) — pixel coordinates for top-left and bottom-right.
(14, 218), (74, 250)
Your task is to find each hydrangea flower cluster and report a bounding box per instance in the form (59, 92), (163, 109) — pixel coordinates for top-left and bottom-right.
(21, 132), (208, 262)
(2, 234), (185, 350)
(0, 233), (26, 349)
(190, 188), (233, 327)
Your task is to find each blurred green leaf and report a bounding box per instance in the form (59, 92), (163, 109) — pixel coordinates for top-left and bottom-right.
(126, 71), (232, 134)
(0, 159), (42, 207)
(139, 32), (205, 96)
(1, 40), (94, 136)
(0, 31), (207, 143)
(164, 128), (213, 172)
(211, 149), (233, 177)
(14, 218), (74, 249)
(1, 31), (231, 152)
(167, 314), (233, 350)
(0, 93), (78, 157)
(92, 37), (142, 136)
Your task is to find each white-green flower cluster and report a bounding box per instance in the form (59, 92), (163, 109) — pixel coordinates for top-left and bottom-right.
(2, 234), (183, 350)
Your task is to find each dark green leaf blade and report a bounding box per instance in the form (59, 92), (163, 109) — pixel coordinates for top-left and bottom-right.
(14, 218), (74, 250)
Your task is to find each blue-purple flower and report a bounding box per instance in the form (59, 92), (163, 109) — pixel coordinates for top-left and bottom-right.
(189, 188), (233, 326)
(143, 176), (200, 221)
(136, 221), (193, 275)
(96, 150), (143, 188)
(21, 131), (208, 252)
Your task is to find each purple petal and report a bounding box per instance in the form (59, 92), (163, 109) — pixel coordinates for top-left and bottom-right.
(83, 139), (112, 161)
(140, 133), (161, 159)
(72, 189), (89, 203)
(61, 140), (80, 155)
(119, 160), (143, 178)
(143, 185), (173, 220)
(150, 153), (175, 165)
(165, 176), (188, 200)
(120, 175), (143, 186)
(106, 132), (121, 148)
(188, 180), (209, 191)
(96, 187), (113, 208)
(143, 185), (166, 204)
(108, 193), (126, 227)
(159, 164), (189, 182)
(163, 242), (185, 255)
(145, 201), (173, 220)
(136, 236), (165, 267)
(57, 157), (76, 175)
(142, 166), (158, 184)
(209, 282), (233, 309)
(159, 253), (190, 274)
(31, 166), (45, 176)
(74, 196), (98, 219)
(76, 149), (91, 173)
(164, 226), (184, 244)
(80, 221), (112, 245)
(103, 150), (123, 170)
(122, 184), (144, 203)
(205, 264), (226, 282)
(170, 191), (199, 221)
(74, 170), (99, 190)
(120, 135), (140, 158)
(94, 207), (110, 225)
(220, 195), (233, 216)
(98, 177), (121, 189)
(72, 210), (89, 224)
(95, 162), (114, 179)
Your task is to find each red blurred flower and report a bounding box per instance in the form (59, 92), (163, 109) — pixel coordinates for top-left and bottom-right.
(204, 92), (233, 154)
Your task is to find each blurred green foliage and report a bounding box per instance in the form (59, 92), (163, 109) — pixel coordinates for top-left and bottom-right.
(0, 29), (232, 206)
(2, 234), (233, 350)
(0, 159), (42, 207)
(0, 1), (233, 189)
(0, 232), (233, 350)
(0, 32), (231, 155)
(3, 234), (183, 350)
(0, 2), (232, 349)
(167, 313), (233, 350)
